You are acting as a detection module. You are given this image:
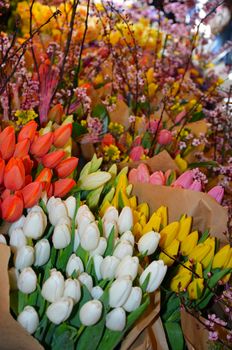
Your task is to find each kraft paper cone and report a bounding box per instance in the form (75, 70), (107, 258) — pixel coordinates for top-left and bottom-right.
(0, 244), (43, 350)
(132, 183), (228, 239)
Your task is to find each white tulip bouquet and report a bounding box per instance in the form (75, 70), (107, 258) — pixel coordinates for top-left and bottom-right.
(8, 195), (167, 349)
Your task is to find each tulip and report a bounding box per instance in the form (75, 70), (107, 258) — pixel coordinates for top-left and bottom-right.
(42, 150), (65, 169)
(138, 231), (160, 256)
(4, 157), (25, 191)
(139, 260), (167, 293)
(30, 132), (54, 157)
(79, 300), (102, 326)
(21, 182), (42, 208)
(53, 123), (72, 148)
(35, 168), (52, 185)
(188, 243), (211, 263)
(208, 186), (224, 204)
(48, 104), (64, 123)
(93, 255), (103, 280)
(106, 307), (126, 331)
(14, 139), (30, 158)
(17, 267), (37, 294)
(187, 278), (204, 300)
(78, 272), (93, 292)
(157, 129), (172, 145)
(159, 222), (179, 248)
(103, 206), (119, 223)
(150, 171), (166, 185)
(57, 216), (71, 228)
(103, 219), (118, 239)
(159, 239), (180, 267)
(0, 158), (5, 184)
(34, 239), (50, 266)
(8, 267), (19, 290)
(66, 254), (84, 277)
(0, 126), (16, 160)
(133, 164), (149, 184)
(115, 256), (139, 281)
(172, 170), (194, 189)
(123, 287), (142, 312)
(22, 155), (33, 175)
(212, 244), (231, 269)
(63, 278), (81, 304)
(9, 228), (27, 251)
(90, 237), (107, 256)
(8, 215), (26, 237)
(64, 196), (77, 220)
(14, 245), (34, 270)
(113, 240), (133, 260)
(18, 121), (37, 143)
(41, 269), (65, 302)
(177, 216), (192, 242)
(78, 171), (111, 191)
(76, 205), (94, 223)
(56, 157), (78, 178)
(1, 194), (23, 222)
(180, 231), (198, 256)
(17, 306), (39, 334)
(100, 256), (120, 280)
(80, 222), (100, 251)
(53, 178), (76, 198)
(23, 210), (46, 240)
(46, 297), (73, 325)
(52, 223), (71, 249)
(91, 286), (104, 300)
(47, 197), (68, 226)
(128, 168), (138, 184)
(0, 234), (6, 244)
(129, 146), (144, 161)
(118, 207), (133, 234)
(120, 231), (135, 246)
(170, 261), (193, 292)
(109, 276), (132, 308)
(189, 180), (202, 192)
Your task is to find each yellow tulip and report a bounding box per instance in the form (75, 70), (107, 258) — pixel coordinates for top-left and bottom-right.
(170, 261), (193, 292)
(201, 237), (215, 269)
(175, 154), (188, 172)
(221, 252), (232, 284)
(177, 216), (192, 241)
(146, 67), (154, 84)
(133, 222), (143, 239)
(187, 278), (204, 300)
(159, 239), (180, 267)
(129, 196), (137, 209)
(156, 206), (168, 227)
(148, 83), (158, 98)
(119, 189), (130, 207)
(126, 184), (133, 196)
(137, 203), (149, 220)
(133, 210), (140, 225)
(139, 214), (147, 228)
(188, 243), (211, 263)
(194, 262), (203, 278)
(212, 245), (231, 269)
(181, 231), (198, 256)
(99, 200), (111, 217)
(116, 172), (128, 190)
(142, 213), (161, 234)
(159, 222), (179, 248)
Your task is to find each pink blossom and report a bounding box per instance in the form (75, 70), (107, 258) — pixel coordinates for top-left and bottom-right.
(129, 146), (145, 161)
(150, 171), (166, 185)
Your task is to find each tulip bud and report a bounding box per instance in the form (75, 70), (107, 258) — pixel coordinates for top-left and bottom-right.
(0, 234), (6, 244)
(34, 239), (50, 266)
(64, 196), (77, 220)
(46, 297), (73, 325)
(17, 306), (39, 334)
(14, 245), (34, 270)
(41, 269), (65, 302)
(103, 206), (119, 223)
(64, 278), (81, 304)
(118, 207), (133, 234)
(2, 194), (24, 222)
(23, 211), (46, 240)
(120, 231), (135, 246)
(80, 222), (100, 251)
(138, 231), (160, 256)
(48, 104), (63, 123)
(109, 276), (132, 307)
(79, 300), (102, 326)
(157, 129), (172, 145)
(93, 255), (103, 280)
(18, 121), (37, 143)
(47, 197), (68, 226)
(172, 170), (194, 189)
(42, 150), (65, 169)
(115, 256), (139, 281)
(123, 287), (142, 312)
(100, 256), (120, 280)
(52, 223), (71, 249)
(30, 132), (54, 157)
(113, 240), (133, 260)
(90, 237), (107, 256)
(35, 168), (52, 186)
(0, 158), (5, 185)
(106, 307), (126, 331)
(208, 186), (224, 204)
(91, 286), (104, 300)
(10, 228), (27, 252)
(103, 220), (118, 239)
(139, 260), (167, 293)
(53, 123), (72, 148)
(78, 272), (93, 292)
(0, 126), (16, 160)
(56, 157), (78, 178)
(18, 267), (37, 294)
(76, 205), (94, 225)
(57, 216), (71, 228)
(8, 267), (19, 290)
(78, 172), (111, 191)
(66, 254), (84, 277)
(21, 182), (42, 209)
(8, 215), (26, 237)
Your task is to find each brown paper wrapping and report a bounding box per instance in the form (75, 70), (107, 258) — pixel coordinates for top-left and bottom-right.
(132, 183), (228, 238)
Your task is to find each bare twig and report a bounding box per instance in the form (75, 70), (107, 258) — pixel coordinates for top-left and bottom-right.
(29, 0), (41, 86)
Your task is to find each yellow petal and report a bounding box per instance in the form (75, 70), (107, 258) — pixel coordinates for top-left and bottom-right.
(129, 196), (137, 209)
(212, 245), (231, 269)
(201, 237), (215, 269)
(187, 278), (204, 300)
(137, 203), (149, 220)
(177, 217), (192, 241)
(181, 231), (198, 256)
(132, 222), (143, 240)
(139, 214), (147, 228)
(142, 213), (161, 234)
(159, 222), (179, 248)
(188, 244), (211, 264)
(99, 200), (111, 217)
(159, 239), (180, 267)
(194, 262), (203, 278)
(156, 206), (168, 227)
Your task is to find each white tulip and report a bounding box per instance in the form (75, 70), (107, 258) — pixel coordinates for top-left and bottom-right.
(139, 260), (167, 293)
(23, 211), (46, 240)
(47, 197), (68, 226)
(78, 273), (93, 292)
(57, 216), (71, 228)
(63, 278), (81, 304)
(100, 256), (120, 279)
(9, 228), (26, 252)
(115, 256), (139, 281)
(73, 229), (80, 252)
(91, 286), (104, 300)
(8, 267), (19, 291)
(65, 196), (77, 220)
(118, 207), (133, 234)
(77, 211), (95, 238)
(79, 300), (102, 326)
(93, 255), (103, 280)
(8, 215), (26, 237)
(66, 254), (84, 277)
(113, 240), (133, 260)
(14, 245), (34, 271)
(123, 287), (142, 312)
(103, 220), (118, 239)
(106, 307), (126, 331)
(17, 267), (37, 294)
(120, 231), (135, 246)
(103, 206), (118, 223)
(80, 222), (100, 251)
(52, 223), (71, 249)
(17, 306), (39, 334)
(90, 237), (107, 256)
(76, 205), (94, 225)
(41, 269), (65, 302)
(29, 206), (47, 230)
(0, 234), (7, 244)
(138, 231), (160, 256)
(34, 239), (50, 266)
(46, 297), (73, 325)
(109, 276), (132, 307)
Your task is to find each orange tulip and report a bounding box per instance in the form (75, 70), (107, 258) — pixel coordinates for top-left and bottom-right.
(30, 132), (54, 157)
(0, 158), (5, 184)
(21, 182), (42, 208)
(55, 157), (78, 178)
(1, 189), (10, 201)
(53, 178), (75, 198)
(48, 104), (64, 123)
(24, 175), (32, 186)
(42, 150), (65, 169)
(36, 168), (53, 184)
(4, 158), (25, 191)
(18, 120), (38, 143)
(53, 124), (72, 148)
(22, 155), (34, 175)
(1, 194), (24, 222)
(0, 126), (16, 160)
(14, 139), (30, 158)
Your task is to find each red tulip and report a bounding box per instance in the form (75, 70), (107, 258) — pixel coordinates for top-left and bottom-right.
(14, 138), (30, 158)
(1, 194), (24, 222)
(42, 150), (65, 169)
(25, 175), (32, 186)
(0, 126), (16, 160)
(30, 132), (54, 157)
(18, 120), (38, 143)
(22, 155), (34, 175)
(53, 178), (75, 198)
(21, 182), (42, 208)
(47, 183), (54, 198)
(4, 157), (25, 191)
(0, 158), (5, 184)
(35, 168), (53, 184)
(55, 157), (78, 178)
(101, 134), (115, 146)
(53, 124), (72, 148)
(1, 189), (10, 201)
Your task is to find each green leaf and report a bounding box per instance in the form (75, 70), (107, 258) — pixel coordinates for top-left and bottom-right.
(104, 227), (115, 257)
(28, 288), (38, 306)
(141, 272), (151, 293)
(142, 131), (152, 149)
(188, 161), (218, 169)
(18, 291), (27, 314)
(72, 121), (88, 138)
(76, 245), (89, 269)
(198, 229), (209, 243)
(161, 293), (180, 322)
(39, 199), (48, 214)
(166, 171), (175, 186)
(164, 322), (184, 350)
(51, 324), (75, 350)
(188, 111), (205, 123)
(70, 285), (92, 328)
(98, 218), (104, 236)
(118, 190), (124, 210)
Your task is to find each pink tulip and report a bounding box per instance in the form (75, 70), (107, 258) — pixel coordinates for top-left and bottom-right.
(129, 146), (145, 161)
(172, 170), (194, 189)
(189, 180), (202, 192)
(175, 110), (186, 124)
(157, 130), (172, 145)
(207, 186), (224, 204)
(128, 168), (138, 184)
(136, 164), (150, 183)
(150, 171), (166, 185)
